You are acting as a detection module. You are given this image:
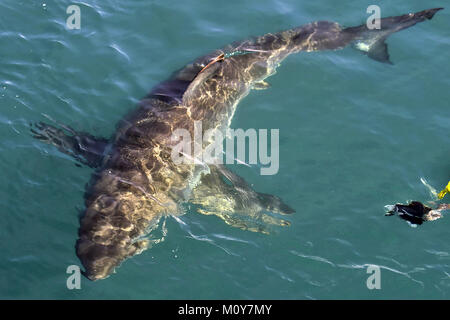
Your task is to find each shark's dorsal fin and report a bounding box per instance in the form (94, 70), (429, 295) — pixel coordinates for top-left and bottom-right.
(182, 55), (224, 104)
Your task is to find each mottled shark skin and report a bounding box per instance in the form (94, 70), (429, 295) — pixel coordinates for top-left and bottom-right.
(31, 8), (442, 280)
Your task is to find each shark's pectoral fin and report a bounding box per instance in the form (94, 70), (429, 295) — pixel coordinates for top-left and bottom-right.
(355, 38), (392, 64)
(198, 211), (289, 235)
(253, 80), (271, 90)
(214, 164), (295, 215)
(195, 199), (291, 235)
(31, 121), (109, 168)
(189, 165), (294, 234)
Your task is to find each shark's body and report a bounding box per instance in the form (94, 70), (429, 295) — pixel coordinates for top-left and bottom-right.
(32, 8), (442, 280)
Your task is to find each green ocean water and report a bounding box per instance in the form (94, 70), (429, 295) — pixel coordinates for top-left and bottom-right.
(0, 0), (449, 299)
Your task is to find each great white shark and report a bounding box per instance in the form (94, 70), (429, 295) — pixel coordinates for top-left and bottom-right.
(32, 8), (443, 280)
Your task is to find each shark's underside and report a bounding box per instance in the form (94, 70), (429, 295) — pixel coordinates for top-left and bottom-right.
(31, 8), (443, 280)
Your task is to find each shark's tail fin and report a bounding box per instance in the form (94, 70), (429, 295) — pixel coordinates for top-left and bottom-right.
(345, 8), (443, 64)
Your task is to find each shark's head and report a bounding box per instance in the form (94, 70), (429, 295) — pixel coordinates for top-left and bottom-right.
(76, 227), (149, 281)
(76, 239), (120, 281)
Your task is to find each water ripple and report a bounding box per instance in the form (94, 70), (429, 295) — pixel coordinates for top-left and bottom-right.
(172, 215), (238, 257)
(290, 250), (336, 267)
(336, 263), (425, 288)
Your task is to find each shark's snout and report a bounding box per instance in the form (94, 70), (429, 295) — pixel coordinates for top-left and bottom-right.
(76, 239), (120, 281)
